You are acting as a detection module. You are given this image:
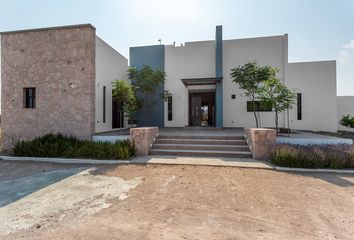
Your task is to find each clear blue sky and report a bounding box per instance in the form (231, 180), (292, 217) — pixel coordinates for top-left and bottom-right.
(1, 0), (353, 95)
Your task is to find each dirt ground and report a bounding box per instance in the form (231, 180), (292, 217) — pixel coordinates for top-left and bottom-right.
(1, 161), (354, 240)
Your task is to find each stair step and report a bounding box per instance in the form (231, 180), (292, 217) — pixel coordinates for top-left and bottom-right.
(149, 149), (253, 158)
(152, 144), (250, 151)
(157, 135), (244, 140)
(155, 139), (248, 145)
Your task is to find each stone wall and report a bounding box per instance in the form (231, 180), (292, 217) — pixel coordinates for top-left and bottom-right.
(1, 25), (96, 150)
(130, 127), (159, 156)
(245, 128), (276, 160)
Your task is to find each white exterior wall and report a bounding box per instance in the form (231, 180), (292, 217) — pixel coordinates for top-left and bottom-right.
(222, 35), (287, 128)
(337, 96), (354, 132)
(95, 36), (128, 133)
(164, 41), (215, 127)
(286, 61), (337, 132)
(163, 34), (337, 132)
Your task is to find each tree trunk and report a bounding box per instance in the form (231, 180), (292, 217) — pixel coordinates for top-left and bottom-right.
(253, 111), (259, 128)
(252, 100), (259, 128)
(275, 110), (279, 135)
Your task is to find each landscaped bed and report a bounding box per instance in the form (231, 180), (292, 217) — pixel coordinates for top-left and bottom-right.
(12, 133), (135, 160)
(271, 144), (354, 169)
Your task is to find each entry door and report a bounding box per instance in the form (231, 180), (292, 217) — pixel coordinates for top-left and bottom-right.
(190, 96), (202, 126)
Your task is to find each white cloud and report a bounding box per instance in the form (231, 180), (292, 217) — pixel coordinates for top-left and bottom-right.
(339, 50), (351, 63)
(339, 40), (354, 63)
(343, 40), (354, 50)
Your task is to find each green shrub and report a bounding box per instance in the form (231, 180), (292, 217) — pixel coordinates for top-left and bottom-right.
(340, 115), (354, 128)
(13, 133), (135, 160)
(271, 144), (354, 169)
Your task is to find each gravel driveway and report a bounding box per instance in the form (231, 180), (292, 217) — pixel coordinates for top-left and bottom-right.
(0, 161), (353, 240)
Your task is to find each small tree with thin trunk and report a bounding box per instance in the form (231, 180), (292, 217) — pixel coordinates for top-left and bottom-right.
(258, 78), (296, 134)
(128, 65), (170, 126)
(230, 61), (277, 128)
(112, 79), (138, 127)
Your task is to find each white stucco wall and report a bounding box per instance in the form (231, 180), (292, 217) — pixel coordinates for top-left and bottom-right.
(95, 36), (128, 133)
(337, 96), (354, 132)
(222, 35), (287, 128)
(163, 33), (337, 132)
(164, 41), (215, 127)
(286, 61), (337, 132)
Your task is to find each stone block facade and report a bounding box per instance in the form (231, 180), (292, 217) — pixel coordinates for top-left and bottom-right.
(130, 127), (159, 156)
(1, 25), (96, 150)
(245, 128), (276, 160)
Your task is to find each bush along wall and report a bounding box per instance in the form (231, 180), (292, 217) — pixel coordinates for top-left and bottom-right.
(13, 133), (135, 160)
(271, 144), (354, 169)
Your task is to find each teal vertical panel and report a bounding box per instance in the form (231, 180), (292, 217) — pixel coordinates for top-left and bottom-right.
(215, 25), (223, 128)
(130, 45), (165, 127)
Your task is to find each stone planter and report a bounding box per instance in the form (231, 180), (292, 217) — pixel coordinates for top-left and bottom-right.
(245, 128), (276, 160)
(130, 127), (159, 156)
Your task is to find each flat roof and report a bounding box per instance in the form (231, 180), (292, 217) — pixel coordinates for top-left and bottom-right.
(181, 77), (222, 86)
(0, 24), (95, 35)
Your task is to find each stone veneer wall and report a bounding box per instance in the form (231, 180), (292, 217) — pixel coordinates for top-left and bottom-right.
(1, 25), (96, 150)
(130, 127), (159, 156)
(245, 128), (276, 160)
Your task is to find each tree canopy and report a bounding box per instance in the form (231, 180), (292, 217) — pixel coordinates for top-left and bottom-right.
(258, 78), (296, 133)
(112, 79), (138, 123)
(128, 65), (169, 125)
(230, 61), (278, 127)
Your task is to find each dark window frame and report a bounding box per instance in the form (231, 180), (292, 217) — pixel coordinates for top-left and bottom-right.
(246, 101), (272, 112)
(23, 87), (36, 108)
(297, 93), (302, 120)
(167, 95), (172, 121)
(231, 94), (236, 99)
(103, 86), (106, 123)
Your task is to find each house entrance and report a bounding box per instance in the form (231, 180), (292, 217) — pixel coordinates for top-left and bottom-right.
(112, 98), (124, 128)
(189, 92), (215, 126)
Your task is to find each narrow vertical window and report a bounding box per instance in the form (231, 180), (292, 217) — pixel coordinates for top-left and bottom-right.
(23, 87), (36, 108)
(103, 86), (106, 123)
(168, 95), (172, 121)
(297, 93), (302, 120)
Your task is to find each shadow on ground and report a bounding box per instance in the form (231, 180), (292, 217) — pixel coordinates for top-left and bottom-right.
(287, 171), (354, 187)
(0, 163), (90, 207)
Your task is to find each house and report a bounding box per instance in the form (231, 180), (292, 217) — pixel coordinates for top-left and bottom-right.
(130, 26), (339, 132)
(0, 24), (128, 150)
(0, 24), (353, 150)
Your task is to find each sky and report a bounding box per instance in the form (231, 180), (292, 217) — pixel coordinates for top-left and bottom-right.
(0, 0), (353, 96)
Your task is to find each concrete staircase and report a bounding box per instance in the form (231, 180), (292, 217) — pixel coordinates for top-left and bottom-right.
(149, 134), (252, 158)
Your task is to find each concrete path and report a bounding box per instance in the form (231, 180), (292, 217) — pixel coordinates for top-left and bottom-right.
(131, 155), (274, 169)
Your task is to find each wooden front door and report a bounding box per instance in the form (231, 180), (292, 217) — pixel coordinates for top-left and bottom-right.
(189, 92), (215, 126)
(190, 95), (202, 126)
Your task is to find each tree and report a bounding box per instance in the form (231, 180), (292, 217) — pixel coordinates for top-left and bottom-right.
(230, 61), (277, 127)
(128, 65), (170, 125)
(258, 78), (296, 134)
(112, 79), (138, 126)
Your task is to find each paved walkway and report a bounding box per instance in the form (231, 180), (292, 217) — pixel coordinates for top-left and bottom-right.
(131, 155), (273, 169)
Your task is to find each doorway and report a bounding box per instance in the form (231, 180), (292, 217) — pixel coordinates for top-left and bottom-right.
(112, 98), (124, 129)
(189, 92), (215, 126)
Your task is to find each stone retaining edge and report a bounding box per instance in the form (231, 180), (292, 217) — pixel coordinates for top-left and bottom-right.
(0, 156), (130, 165)
(274, 166), (354, 174)
(1, 155), (353, 173)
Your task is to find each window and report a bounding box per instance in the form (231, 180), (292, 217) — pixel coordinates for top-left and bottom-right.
(231, 94), (236, 99)
(247, 101), (272, 112)
(167, 95), (172, 121)
(297, 93), (302, 120)
(103, 86), (106, 123)
(23, 88), (36, 108)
